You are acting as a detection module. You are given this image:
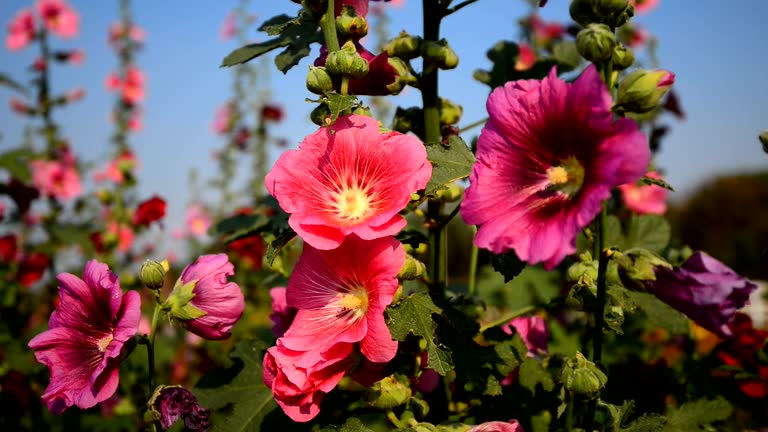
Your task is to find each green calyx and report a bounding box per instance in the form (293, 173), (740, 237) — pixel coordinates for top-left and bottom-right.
(162, 278), (207, 324)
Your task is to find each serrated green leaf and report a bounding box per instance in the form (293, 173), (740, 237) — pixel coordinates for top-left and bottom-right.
(624, 215), (671, 253)
(318, 417), (376, 432)
(194, 341), (277, 432)
(259, 14), (299, 36)
(638, 175), (674, 191)
(386, 292), (454, 375)
(663, 397), (732, 432)
(490, 250), (526, 283)
(324, 93), (359, 123)
(518, 358), (555, 395)
(425, 135), (475, 197)
(620, 414), (667, 432)
(0, 72), (28, 95)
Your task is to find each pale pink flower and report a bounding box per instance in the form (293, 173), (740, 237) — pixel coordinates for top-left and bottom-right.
(29, 159), (82, 200)
(265, 114), (431, 250)
(469, 420), (525, 432)
(6, 9), (36, 51)
(280, 234), (403, 363)
(107, 222), (134, 252)
(460, 66), (649, 269)
(619, 171), (667, 215)
(211, 103), (234, 134)
(220, 12), (237, 40)
(28, 260), (141, 413)
(185, 204), (212, 237)
(501, 316), (548, 357)
(630, 0), (659, 14)
(37, 0), (79, 38)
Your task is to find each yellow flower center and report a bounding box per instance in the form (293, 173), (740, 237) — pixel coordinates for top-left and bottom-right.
(546, 166), (569, 185)
(545, 156), (585, 196)
(332, 187), (372, 223)
(337, 286), (369, 319)
(96, 335), (114, 353)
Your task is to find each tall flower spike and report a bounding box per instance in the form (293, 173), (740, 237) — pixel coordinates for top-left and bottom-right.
(266, 114), (431, 250)
(460, 66), (649, 269)
(28, 260), (141, 413)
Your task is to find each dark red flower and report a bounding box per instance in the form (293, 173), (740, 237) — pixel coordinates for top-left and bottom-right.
(715, 313), (768, 398)
(132, 196), (166, 227)
(151, 386), (210, 431)
(18, 252), (49, 287)
(227, 235), (264, 271)
(261, 104), (283, 122)
(0, 235), (18, 263)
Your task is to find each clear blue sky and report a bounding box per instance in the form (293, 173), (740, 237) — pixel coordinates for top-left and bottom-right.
(1, 0), (767, 243)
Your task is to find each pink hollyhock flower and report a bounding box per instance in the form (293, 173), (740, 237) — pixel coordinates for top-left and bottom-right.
(107, 222), (134, 253)
(469, 420), (525, 432)
(619, 171), (667, 215)
(280, 234), (403, 362)
(211, 103), (234, 134)
(269, 287), (297, 338)
(28, 260), (141, 413)
(501, 316), (548, 358)
(6, 9), (36, 51)
(170, 254), (245, 340)
(630, 0), (659, 14)
(37, 0), (79, 38)
(529, 15), (564, 44)
(515, 43), (536, 71)
(121, 66), (145, 104)
(460, 66), (649, 269)
(105, 73), (121, 90)
(263, 340), (354, 422)
(10, 97), (33, 115)
(29, 159), (82, 200)
(185, 204), (212, 237)
(220, 12), (237, 40)
(265, 114), (431, 250)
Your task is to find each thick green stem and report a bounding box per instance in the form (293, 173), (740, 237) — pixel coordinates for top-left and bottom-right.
(320, 0), (340, 52)
(340, 76), (350, 95)
(147, 303), (161, 393)
(467, 227), (479, 296)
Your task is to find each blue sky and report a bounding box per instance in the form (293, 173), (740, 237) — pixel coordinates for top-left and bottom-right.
(1, 0), (767, 241)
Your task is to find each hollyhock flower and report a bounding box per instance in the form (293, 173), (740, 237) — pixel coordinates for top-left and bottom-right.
(150, 386), (211, 431)
(261, 104), (283, 122)
(630, 0), (659, 14)
(515, 43), (536, 71)
(646, 252), (757, 338)
(132, 196), (166, 226)
(6, 9), (36, 51)
(716, 313), (768, 398)
(220, 12), (237, 40)
(37, 0), (79, 38)
(27, 260), (140, 413)
(619, 171), (667, 215)
(269, 287), (297, 338)
(105, 73), (121, 90)
(211, 103), (234, 134)
(167, 254), (244, 340)
(121, 66), (145, 104)
(18, 252), (49, 287)
(185, 204), (212, 237)
(469, 420), (525, 432)
(227, 235), (264, 270)
(263, 340), (354, 422)
(461, 66), (649, 269)
(29, 159), (82, 200)
(127, 109), (143, 132)
(529, 15), (564, 45)
(280, 234), (403, 362)
(108, 222), (134, 253)
(64, 87), (85, 103)
(501, 316), (548, 357)
(0, 235), (18, 262)
(266, 114), (431, 250)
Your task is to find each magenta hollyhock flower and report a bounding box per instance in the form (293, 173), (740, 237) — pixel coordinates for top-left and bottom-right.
(269, 287), (297, 338)
(263, 340), (354, 422)
(29, 159), (82, 200)
(266, 114), (431, 250)
(279, 234), (403, 362)
(174, 254), (245, 340)
(6, 9), (36, 51)
(630, 0), (659, 14)
(27, 260), (141, 413)
(37, 0), (79, 38)
(460, 66), (649, 269)
(469, 420), (525, 432)
(646, 252), (757, 338)
(501, 316), (548, 358)
(121, 66), (145, 104)
(619, 171), (667, 215)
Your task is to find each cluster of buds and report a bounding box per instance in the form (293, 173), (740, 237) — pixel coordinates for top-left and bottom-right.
(570, 0), (634, 29)
(572, 0), (637, 71)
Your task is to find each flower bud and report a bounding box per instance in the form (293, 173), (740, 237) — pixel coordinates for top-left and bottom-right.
(398, 254), (426, 280)
(310, 103), (331, 126)
(615, 69), (675, 114)
(561, 352), (608, 398)
(760, 130), (768, 153)
(325, 40), (369, 79)
(352, 105), (372, 117)
(385, 31), (423, 60)
(306, 66), (334, 95)
(366, 374), (412, 409)
(569, 0), (601, 26)
(336, 5), (368, 38)
(421, 40), (459, 70)
(611, 44), (635, 70)
(439, 98), (463, 126)
(139, 259), (166, 289)
(576, 24), (616, 63)
(592, 0), (629, 16)
(385, 57), (416, 94)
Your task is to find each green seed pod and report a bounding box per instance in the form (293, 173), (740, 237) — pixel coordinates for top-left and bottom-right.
(325, 40), (369, 79)
(576, 23), (616, 63)
(306, 66), (334, 95)
(422, 40), (459, 70)
(310, 103), (331, 126)
(398, 254), (426, 280)
(335, 5), (368, 38)
(365, 375), (412, 409)
(139, 259), (166, 289)
(385, 31), (423, 60)
(561, 352), (608, 398)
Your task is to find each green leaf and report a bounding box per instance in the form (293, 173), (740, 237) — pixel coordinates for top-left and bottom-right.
(259, 14), (300, 36)
(386, 292), (454, 376)
(0, 149), (35, 183)
(620, 414), (667, 432)
(623, 215), (671, 253)
(324, 93), (359, 123)
(663, 397), (732, 432)
(425, 135), (475, 197)
(626, 292), (689, 335)
(208, 213), (269, 242)
(0, 72), (27, 95)
(638, 175), (674, 191)
(551, 40), (581, 70)
(194, 341), (278, 432)
(265, 230), (297, 266)
(490, 250), (526, 283)
(473, 40), (576, 89)
(604, 215), (624, 250)
(518, 357), (555, 395)
(318, 418), (376, 432)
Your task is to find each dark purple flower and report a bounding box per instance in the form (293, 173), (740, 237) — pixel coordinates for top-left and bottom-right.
(646, 252), (757, 338)
(151, 386), (210, 431)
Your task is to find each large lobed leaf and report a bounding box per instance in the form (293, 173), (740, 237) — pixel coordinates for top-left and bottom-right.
(425, 135), (475, 197)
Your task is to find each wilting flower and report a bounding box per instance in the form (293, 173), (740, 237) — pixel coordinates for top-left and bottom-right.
(269, 287), (297, 338)
(646, 252), (757, 338)
(619, 171), (667, 215)
(502, 316), (548, 357)
(185, 204), (212, 237)
(28, 260), (141, 413)
(280, 234), (403, 362)
(6, 9), (36, 51)
(266, 114), (431, 250)
(132, 196), (166, 227)
(150, 386), (211, 431)
(630, 0), (659, 14)
(166, 254), (244, 340)
(715, 313), (768, 398)
(461, 66), (649, 269)
(37, 0), (79, 38)
(469, 420), (525, 432)
(29, 159), (82, 200)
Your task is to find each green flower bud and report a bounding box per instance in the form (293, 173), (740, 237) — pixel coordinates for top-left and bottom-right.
(139, 259), (166, 289)
(615, 69), (675, 114)
(392, 106), (423, 134)
(439, 98), (463, 126)
(310, 103), (331, 126)
(306, 66), (334, 95)
(336, 5), (368, 38)
(611, 44), (634, 70)
(760, 130), (768, 153)
(422, 40), (459, 70)
(592, 0), (629, 17)
(576, 24), (616, 63)
(385, 31), (423, 60)
(352, 105), (372, 117)
(386, 57), (416, 94)
(325, 40), (369, 79)
(570, 0), (601, 26)
(561, 352), (608, 398)
(366, 374), (412, 409)
(398, 254), (426, 280)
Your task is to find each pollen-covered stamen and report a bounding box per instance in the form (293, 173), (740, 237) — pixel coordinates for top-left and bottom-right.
(96, 334), (114, 353)
(332, 186), (373, 223)
(545, 156), (585, 197)
(336, 286), (369, 320)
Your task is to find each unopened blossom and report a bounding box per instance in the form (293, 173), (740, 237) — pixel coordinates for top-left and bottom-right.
(314, 43), (402, 96)
(269, 287), (297, 338)
(37, 0), (79, 38)
(502, 316), (548, 357)
(630, 0), (659, 14)
(460, 66), (649, 269)
(185, 204), (212, 237)
(29, 159), (82, 200)
(28, 260), (141, 413)
(469, 420), (525, 432)
(132, 196), (166, 227)
(6, 9), (36, 51)
(10, 97), (33, 115)
(266, 114), (431, 250)
(646, 252), (757, 338)
(168, 254), (244, 340)
(619, 171), (667, 215)
(150, 386), (210, 431)
(281, 234), (403, 362)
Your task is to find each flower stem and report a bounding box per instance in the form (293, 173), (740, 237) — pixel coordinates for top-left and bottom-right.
(458, 117), (487, 134)
(320, 0), (340, 53)
(479, 305), (536, 333)
(468, 226), (479, 297)
(147, 302), (161, 393)
(585, 204), (608, 432)
(340, 76), (350, 96)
